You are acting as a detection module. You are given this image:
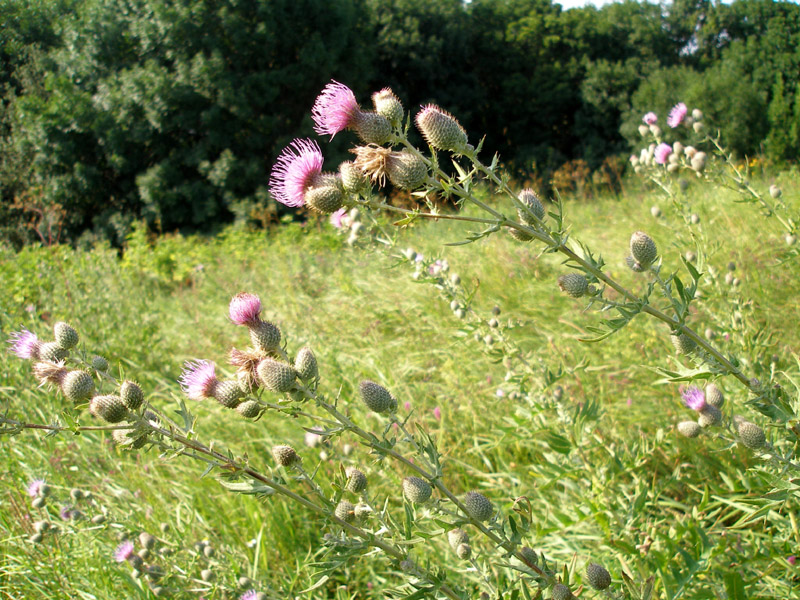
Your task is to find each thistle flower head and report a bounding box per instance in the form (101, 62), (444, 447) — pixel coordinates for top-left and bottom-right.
(179, 360), (218, 401)
(269, 139), (324, 207)
(120, 380), (144, 410)
(698, 405), (722, 428)
(256, 358), (297, 393)
(304, 174), (345, 214)
(27, 479), (47, 498)
(415, 104), (468, 153)
(643, 112), (657, 125)
(654, 143), (672, 165)
(358, 380), (394, 413)
(53, 322), (79, 350)
(272, 444), (299, 467)
(230, 347), (263, 389)
(372, 88), (404, 127)
(7, 328), (39, 359)
(667, 102), (688, 128)
(240, 592), (260, 600)
(629, 231), (658, 269)
(464, 491), (493, 521)
(681, 386), (706, 411)
(677, 420), (701, 438)
(33, 361), (68, 386)
(61, 370), (95, 402)
(229, 293), (262, 326)
(402, 476), (432, 503)
(312, 80), (360, 138)
(585, 563), (611, 590)
(114, 540), (135, 562)
(737, 421), (766, 449)
(329, 207), (349, 229)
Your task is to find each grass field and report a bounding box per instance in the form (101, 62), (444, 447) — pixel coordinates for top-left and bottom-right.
(1, 170), (799, 599)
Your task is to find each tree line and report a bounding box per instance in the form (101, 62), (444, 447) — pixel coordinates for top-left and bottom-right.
(1, 0), (799, 246)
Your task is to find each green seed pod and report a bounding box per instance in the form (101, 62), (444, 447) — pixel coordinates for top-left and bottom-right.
(90, 395), (129, 423)
(353, 111), (392, 145)
(697, 405), (722, 428)
(212, 380), (244, 408)
(306, 178), (344, 214)
(294, 347), (319, 383)
(551, 583), (573, 600)
(630, 231), (658, 268)
(91, 355), (109, 372)
(358, 380), (393, 413)
(448, 528), (469, 550)
(256, 358), (297, 393)
(339, 161), (368, 194)
(586, 563), (611, 590)
(345, 467), (367, 493)
(558, 273), (589, 298)
(249, 320), (281, 353)
(120, 380), (144, 410)
(39, 342), (68, 363)
(517, 189), (545, 226)
(737, 421), (766, 449)
(464, 491), (493, 522)
(372, 88), (404, 128)
(677, 421), (702, 438)
(54, 322), (79, 350)
(402, 476), (432, 504)
(456, 543), (472, 559)
(705, 383), (724, 408)
(236, 400), (262, 419)
(415, 105), (468, 153)
(272, 444), (299, 467)
(508, 226), (534, 242)
(386, 150), (428, 191)
(334, 500), (356, 523)
(671, 333), (697, 355)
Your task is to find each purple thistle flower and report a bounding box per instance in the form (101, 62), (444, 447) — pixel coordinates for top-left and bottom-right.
(667, 102), (688, 128)
(681, 386), (706, 411)
(312, 80), (360, 138)
(229, 293), (262, 326)
(179, 360), (218, 401)
(240, 591), (259, 600)
(8, 328), (39, 359)
(329, 207), (348, 229)
(643, 112), (657, 125)
(269, 139), (324, 207)
(788, 556), (797, 566)
(60, 506), (73, 521)
(304, 426), (324, 448)
(114, 540), (135, 563)
(27, 478), (46, 497)
(654, 143), (673, 165)
(433, 406), (441, 420)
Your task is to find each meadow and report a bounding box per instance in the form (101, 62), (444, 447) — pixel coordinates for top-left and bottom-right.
(1, 166), (799, 599)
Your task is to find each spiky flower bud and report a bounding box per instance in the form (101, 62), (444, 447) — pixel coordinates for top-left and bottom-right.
(372, 88), (404, 128)
(201, 569), (215, 582)
(769, 184), (782, 199)
(139, 532), (156, 550)
(415, 105), (468, 153)
(213, 380), (245, 408)
(671, 333), (697, 355)
(677, 421), (702, 438)
(256, 358), (297, 393)
(91, 355), (109, 371)
(402, 476), (432, 503)
(456, 543), (472, 559)
(90, 395), (129, 423)
(737, 421), (766, 449)
(448, 528), (469, 550)
(630, 231), (658, 268)
(54, 322), (79, 350)
(508, 227), (534, 242)
(334, 500), (356, 523)
(339, 161), (368, 194)
(585, 563), (611, 590)
(354, 502), (372, 520)
(236, 400), (262, 419)
(249, 320), (281, 353)
(39, 342), (68, 363)
(517, 189), (545, 226)
(120, 381), (144, 410)
(558, 273), (589, 298)
(353, 111), (392, 145)
(519, 546), (537, 566)
(651, 206), (662, 218)
(305, 176), (344, 214)
(697, 405), (722, 428)
(345, 467), (367, 493)
(705, 383), (724, 408)
(112, 428), (149, 450)
(358, 380), (394, 413)
(464, 491), (493, 522)
(386, 150), (428, 190)
(272, 445), (299, 467)
(62, 370), (95, 402)
(551, 583), (572, 600)
(295, 347), (319, 383)
(691, 151), (707, 172)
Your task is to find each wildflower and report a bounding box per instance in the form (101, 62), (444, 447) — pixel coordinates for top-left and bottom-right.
(415, 104), (468, 153)
(53, 322), (79, 350)
(240, 592), (260, 600)
(229, 293), (262, 326)
(114, 540), (135, 562)
(788, 556), (797, 566)
(681, 386), (706, 411)
(642, 112), (657, 125)
(304, 426), (324, 448)
(312, 81), (360, 138)
(27, 479), (47, 498)
(269, 139), (324, 207)
(179, 360), (218, 401)
(667, 102), (687, 128)
(7, 328), (40, 359)
(329, 208), (349, 229)
(372, 88), (404, 127)
(433, 406), (441, 420)
(654, 143), (672, 165)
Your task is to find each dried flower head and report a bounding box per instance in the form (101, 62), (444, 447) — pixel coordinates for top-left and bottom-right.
(269, 139), (324, 207)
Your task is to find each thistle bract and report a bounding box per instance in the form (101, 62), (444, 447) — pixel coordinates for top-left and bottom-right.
(294, 347), (319, 383)
(235, 400), (262, 419)
(352, 111), (392, 145)
(213, 380), (245, 408)
(334, 500), (356, 523)
(120, 380), (144, 410)
(386, 151), (428, 190)
(456, 543), (472, 559)
(517, 189), (545, 226)
(305, 176), (344, 214)
(698, 405), (722, 428)
(249, 320), (282, 353)
(677, 421), (702, 438)
(345, 467), (367, 493)
(552, 582), (573, 600)
(272, 445), (299, 467)
(448, 528), (469, 550)
(705, 383), (724, 408)
(62, 370), (95, 402)
(39, 342), (67, 363)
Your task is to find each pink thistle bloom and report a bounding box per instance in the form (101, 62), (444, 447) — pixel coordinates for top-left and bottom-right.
(7, 328), (39, 359)
(496, 389), (505, 398)
(240, 592), (259, 600)
(681, 386), (706, 411)
(179, 360), (218, 401)
(27, 478), (46, 497)
(312, 80), (360, 138)
(114, 540), (135, 562)
(788, 556), (797, 566)
(229, 293), (262, 326)
(304, 426), (324, 448)
(269, 139), (324, 207)
(643, 112), (658, 125)
(433, 406), (441, 420)
(329, 207), (349, 229)
(404, 401), (412, 411)
(667, 102), (688, 128)
(654, 143), (673, 165)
